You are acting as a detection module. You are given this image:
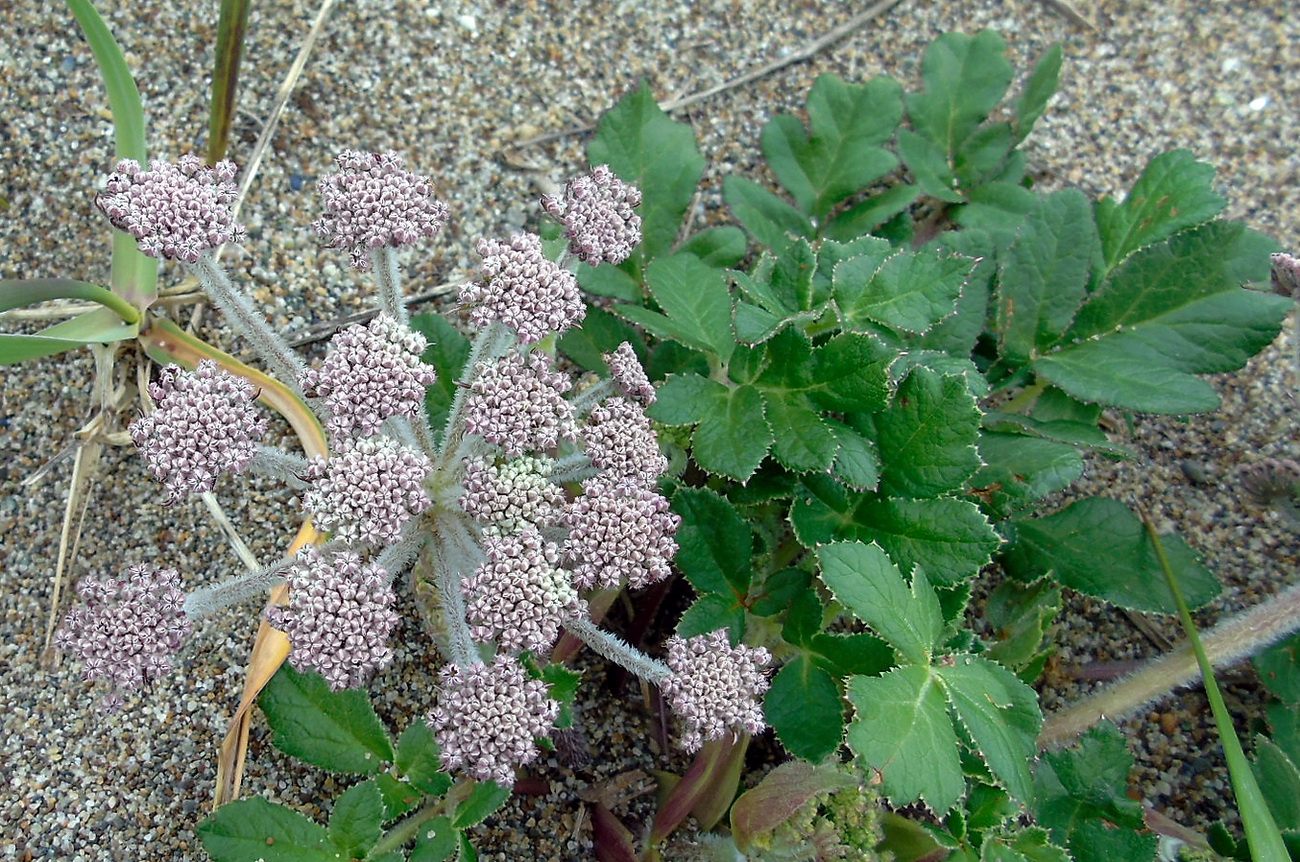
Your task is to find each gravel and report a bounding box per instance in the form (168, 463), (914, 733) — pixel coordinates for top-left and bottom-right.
(2, 0), (1298, 858)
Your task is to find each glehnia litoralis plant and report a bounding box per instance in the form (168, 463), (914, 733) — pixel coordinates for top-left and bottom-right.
(52, 148), (772, 858)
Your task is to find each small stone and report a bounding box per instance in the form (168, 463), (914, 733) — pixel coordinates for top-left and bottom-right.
(1159, 712), (1178, 735)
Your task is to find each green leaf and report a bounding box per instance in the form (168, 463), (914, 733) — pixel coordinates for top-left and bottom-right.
(762, 74), (902, 221)
(1036, 222), (1289, 413)
(954, 182), (1038, 241)
(847, 666), (964, 813)
(897, 128), (964, 202)
(984, 578), (1063, 673)
(0, 277), (140, 321)
(691, 383), (773, 481)
(647, 372), (720, 425)
(827, 419), (880, 490)
(995, 189), (1100, 365)
(677, 592), (746, 640)
(395, 721), (453, 797)
(409, 815), (459, 862)
(577, 262), (642, 301)
(765, 398), (839, 473)
(981, 826), (1070, 862)
(412, 313), (472, 445)
(671, 487), (753, 595)
(373, 774), (421, 822)
(0, 307), (139, 364)
(824, 184), (921, 242)
(805, 332), (894, 414)
(1252, 737), (1300, 831)
(198, 797), (337, 862)
(452, 781), (513, 828)
(678, 226), (748, 268)
(557, 304), (643, 374)
(207, 0), (251, 163)
(1094, 149), (1224, 274)
(792, 488), (999, 586)
(260, 664), (394, 775)
(954, 122), (1014, 189)
(818, 541), (942, 666)
(589, 81), (705, 262)
(724, 175), (815, 247)
(875, 368), (982, 499)
(618, 253), (735, 361)
(810, 632), (895, 677)
(833, 247), (971, 335)
(972, 433), (1085, 519)
(936, 656), (1041, 803)
(1013, 43), (1063, 143)
(1255, 633), (1300, 704)
(765, 657), (846, 761)
(328, 780), (385, 859)
(1005, 497), (1220, 613)
(905, 30), (1014, 161)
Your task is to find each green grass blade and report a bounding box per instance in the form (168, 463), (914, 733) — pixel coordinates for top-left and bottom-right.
(65, 0), (159, 308)
(0, 278), (140, 323)
(1145, 516), (1290, 862)
(208, 0), (252, 164)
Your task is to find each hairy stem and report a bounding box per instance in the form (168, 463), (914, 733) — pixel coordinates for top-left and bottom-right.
(371, 246), (407, 326)
(564, 617), (671, 683)
(246, 446), (309, 487)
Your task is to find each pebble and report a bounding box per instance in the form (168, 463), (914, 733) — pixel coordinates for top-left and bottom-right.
(3, 0), (1299, 858)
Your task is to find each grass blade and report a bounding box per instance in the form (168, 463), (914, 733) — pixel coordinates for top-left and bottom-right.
(207, 0), (253, 164)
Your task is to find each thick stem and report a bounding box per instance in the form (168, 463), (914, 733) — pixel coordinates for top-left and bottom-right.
(246, 446), (309, 487)
(1038, 580), (1300, 749)
(189, 254), (306, 390)
(184, 559), (293, 619)
(432, 514), (483, 668)
(564, 617), (671, 683)
(434, 321), (515, 465)
(371, 246), (408, 326)
(547, 451), (597, 485)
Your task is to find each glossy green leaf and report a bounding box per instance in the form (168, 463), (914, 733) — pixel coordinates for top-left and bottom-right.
(834, 247), (971, 335)
(1005, 497), (1220, 613)
(972, 434), (1085, 520)
(805, 332), (894, 414)
(984, 578), (1062, 673)
(589, 81), (705, 263)
(409, 816), (459, 862)
(671, 487), (753, 595)
(328, 780), (385, 858)
(197, 797), (337, 862)
(617, 253), (735, 361)
(395, 721), (452, 797)
(826, 419), (880, 490)
(762, 74), (902, 221)
(937, 656), (1041, 803)
(1094, 149), (1224, 274)
(259, 664), (394, 775)
(412, 312), (472, 445)
(847, 666), (963, 813)
(724, 175), (815, 247)
(1036, 220), (1288, 412)
(766, 656), (846, 762)
(577, 262), (642, 301)
(818, 541), (942, 665)
(765, 397), (838, 472)
(676, 592), (746, 640)
(875, 368), (981, 499)
(994, 189), (1099, 365)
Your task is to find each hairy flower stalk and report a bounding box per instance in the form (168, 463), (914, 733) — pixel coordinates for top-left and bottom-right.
(77, 151), (762, 780)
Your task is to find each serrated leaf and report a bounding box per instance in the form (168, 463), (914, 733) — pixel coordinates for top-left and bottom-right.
(953, 182), (1038, 242)
(1252, 737), (1300, 830)
(818, 541), (942, 665)
(906, 30), (1014, 160)
(981, 826), (1070, 862)
(1005, 497), (1220, 613)
(763, 74), (903, 221)
(810, 632), (895, 677)
(806, 332), (894, 414)
(558, 305), (642, 373)
(1014, 43), (1063, 143)
(691, 383), (773, 481)
(618, 253), (735, 361)
(875, 368), (982, 498)
(678, 226), (748, 268)
(954, 121), (1014, 189)
(995, 189), (1099, 364)
(724, 175), (815, 247)
(671, 487), (753, 595)
(1065, 820), (1158, 862)
(793, 490), (999, 586)
(396, 721), (452, 797)
(677, 593), (746, 640)
(412, 313), (472, 446)
(973, 433), (1086, 520)
(577, 262), (642, 301)
(847, 666), (964, 812)
(824, 184), (921, 242)
(373, 774), (421, 822)
(1268, 702), (1300, 766)
(766, 657), (846, 761)
(197, 797), (337, 862)
(1037, 222), (1289, 413)
(834, 247), (971, 335)
(1094, 149), (1224, 274)
(452, 781), (512, 828)
(827, 419), (880, 490)
(897, 128), (964, 202)
(409, 815), (459, 862)
(936, 655), (1041, 803)
(647, 372), (722, 425)
(733, 300), (786, 344)
(589, 81), (705, 262)
(1255, 633), (1300, 704)
(260, 664), (394, 775)
(766, 397), (838, 472)
(984, 578), (1063, 672)
(328, 780), (385, 858)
